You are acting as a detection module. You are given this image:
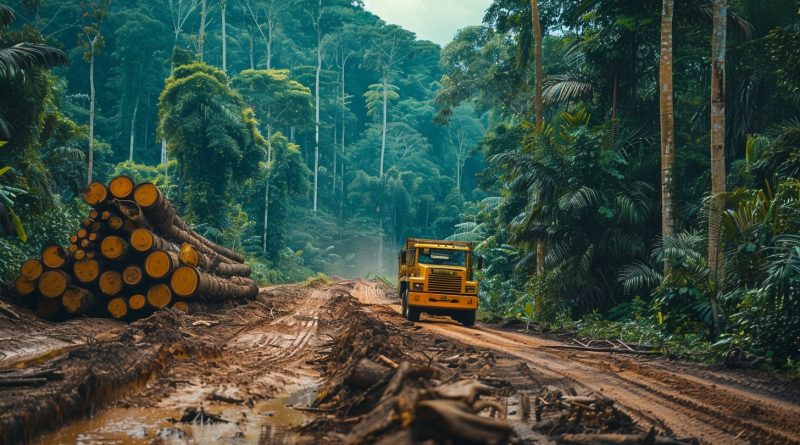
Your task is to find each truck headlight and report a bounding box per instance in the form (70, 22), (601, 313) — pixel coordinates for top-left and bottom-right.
(412, 282), (423, 290)
(465, 286), (476, 293)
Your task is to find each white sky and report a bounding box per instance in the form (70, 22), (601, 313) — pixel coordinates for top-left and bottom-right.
(362, 0), (493, 46)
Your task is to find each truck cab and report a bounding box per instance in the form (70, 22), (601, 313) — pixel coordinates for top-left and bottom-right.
(397, 238), (480, 326)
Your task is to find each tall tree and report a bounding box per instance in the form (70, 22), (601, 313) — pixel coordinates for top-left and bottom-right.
(530, 0), (546, 278)
(197, 0), (207, 60)
(158, 62), (263, 226)
(659, 0), (675, 272)
(707, 0), (728, 332)
(233, 69), (312, 252)
(365, 25), (409, 179)
(79, 0), (111, 185)
(220, 0), (227, 72)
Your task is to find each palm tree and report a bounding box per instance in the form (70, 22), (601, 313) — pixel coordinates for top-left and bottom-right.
(0, 5), (67, 80)
(707, 0), (728, 332)
(0, 4), (67, 136)
(659, 0), (676, 272)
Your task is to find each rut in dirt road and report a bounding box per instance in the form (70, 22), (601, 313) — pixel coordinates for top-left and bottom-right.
(351, 280), (800, 445)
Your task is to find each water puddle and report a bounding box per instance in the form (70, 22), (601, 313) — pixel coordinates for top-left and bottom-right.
(33, 388), (316, 445)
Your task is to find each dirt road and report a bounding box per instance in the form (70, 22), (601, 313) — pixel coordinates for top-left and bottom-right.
(350, 280), (800, 445)
(2, 279), (799, 444)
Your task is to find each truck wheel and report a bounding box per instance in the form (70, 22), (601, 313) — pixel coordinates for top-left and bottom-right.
(459, 310), (476, 327)
(403, 290), (420, 322)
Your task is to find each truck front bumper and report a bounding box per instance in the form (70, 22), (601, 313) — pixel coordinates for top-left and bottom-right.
(408, 291), (478, 310)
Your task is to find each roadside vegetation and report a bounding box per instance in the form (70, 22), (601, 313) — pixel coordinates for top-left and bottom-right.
(442, 0), (800, 372)
(1, 0), (799, 372)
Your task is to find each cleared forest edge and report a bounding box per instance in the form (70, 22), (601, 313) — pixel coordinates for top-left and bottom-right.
(1, 279), (798, 444)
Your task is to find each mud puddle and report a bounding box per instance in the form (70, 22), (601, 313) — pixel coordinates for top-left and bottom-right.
(32, 387), (315, 445)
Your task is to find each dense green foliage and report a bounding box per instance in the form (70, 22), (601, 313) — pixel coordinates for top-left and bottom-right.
(441, 0), (800, 367)
(1, 0), (798, 368)
(0, 0), (483, 286)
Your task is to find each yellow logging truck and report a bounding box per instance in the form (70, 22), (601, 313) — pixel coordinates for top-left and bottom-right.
(397, 238), (481, 326)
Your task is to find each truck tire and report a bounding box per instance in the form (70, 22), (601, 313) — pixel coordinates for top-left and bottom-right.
(458, 310), (476, 327)
(402, 289), (421, 322)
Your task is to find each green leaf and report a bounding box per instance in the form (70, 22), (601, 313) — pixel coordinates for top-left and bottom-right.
(8, 207), (26, 242)
(0, 166), (10, 176)
(0, 140), (7, 147)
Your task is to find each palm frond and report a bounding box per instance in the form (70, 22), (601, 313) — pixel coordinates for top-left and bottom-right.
(0, 4), (15, 27)
(0, 43), (69, 79)
(544, 75), (593, 104)
(619, 261), (663, 294)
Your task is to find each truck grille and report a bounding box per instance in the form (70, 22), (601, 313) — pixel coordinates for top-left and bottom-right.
(427, 274), (462, 294)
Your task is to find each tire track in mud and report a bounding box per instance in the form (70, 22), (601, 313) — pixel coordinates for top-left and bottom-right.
(350, 280), (800, 445)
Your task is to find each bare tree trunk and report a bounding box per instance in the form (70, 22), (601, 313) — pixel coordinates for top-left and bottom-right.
(660, 0), (676, 273)
(333, 122), (337, 189)
(248, 31), (254, 69)
(198, 0), (207, 61)
(128, 95), (139, 161)
(87, 40), (96, 185)
(531, 0), (546, 278)
(264, 176), (270, 253)
(380, 71), (388, 179)
(708, 0), (727, 332)
(220, 0), (227, 72)
(266, 17), (273, 69)
(313, 1), (321, 212)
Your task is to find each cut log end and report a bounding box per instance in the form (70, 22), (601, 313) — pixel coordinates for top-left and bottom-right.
(73, 259), (102, 284)
(62, 287), (93, 314)
(82, 182), (109, 206)
(19, 259), (44, 281)
(147, 284), (172, 308)
(122, 265), (143, 286)
(74, 250), (86, 261)
(41, 245), (69, 269)
(38, 270), (69, 298)
(179, 243), (201, 267)
(108, 216), (124, 230)
(109, 175), (135, 200)
(100, 235), (129, 260)
(145, 250), (176, 279)
(171, 301), (189, 313)
(77, 228), (88, 239)
(128, 294), (146, 311)
(107, 297), (128, 319)
(15, 276), (36, 296)
(99, 271), (123, 296)
(133, 182), (160, 208)
(130, 228), (155, 252)
(171, 266), (199, 297)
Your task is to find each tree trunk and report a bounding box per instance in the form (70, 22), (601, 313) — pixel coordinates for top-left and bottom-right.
(248, 31), (254, 69)
(198, 0), (207, 60)
(266, 18), (273, 69)
(708, 0), (727, 333)
(313, 4), (322, 212)
(221, 0), (227, 73)
(380, 71), (388, 179)
(659, 0), (676, 273)
(87, 41), (96, 185)
(263, 178), (270, 253)
(128, 95), (139, 162)
(179, 242), (252, 277)
(531, 0), (546, 278)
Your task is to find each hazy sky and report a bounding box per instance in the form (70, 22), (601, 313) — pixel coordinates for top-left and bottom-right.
(362, 0), (492, 46)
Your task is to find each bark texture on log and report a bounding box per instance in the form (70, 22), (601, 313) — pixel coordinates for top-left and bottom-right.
(134, 182), (246, 263)
(178, 243), (252, 277)
(170, 266), (257, 300)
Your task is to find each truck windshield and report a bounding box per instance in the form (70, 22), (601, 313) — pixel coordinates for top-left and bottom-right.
(418, 249), (467, 267)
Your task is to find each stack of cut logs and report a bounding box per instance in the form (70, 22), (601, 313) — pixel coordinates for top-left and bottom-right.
(13, 176), (258, 320)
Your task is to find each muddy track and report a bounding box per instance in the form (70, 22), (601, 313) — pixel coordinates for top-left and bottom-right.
(350, 280), (800, 445)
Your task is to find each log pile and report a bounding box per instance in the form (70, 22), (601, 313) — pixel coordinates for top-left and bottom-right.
(12, 176), (258, 321)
